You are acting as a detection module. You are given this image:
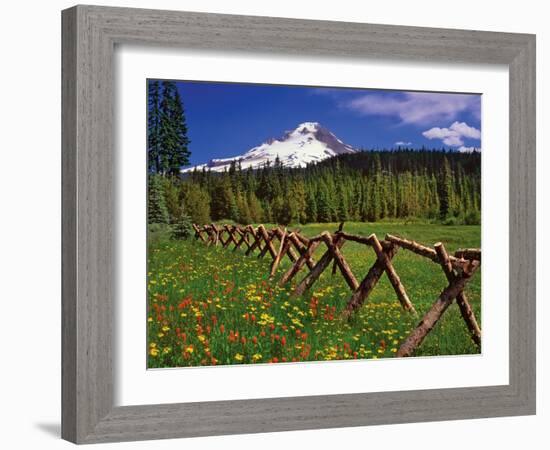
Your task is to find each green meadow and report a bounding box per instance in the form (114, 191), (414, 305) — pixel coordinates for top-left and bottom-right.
(147, 221), (481, 368)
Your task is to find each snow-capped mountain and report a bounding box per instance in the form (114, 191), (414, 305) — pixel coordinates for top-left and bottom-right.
(182, 122), (357, 173)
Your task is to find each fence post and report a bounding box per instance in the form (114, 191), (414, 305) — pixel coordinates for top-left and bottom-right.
(370, 234), (415, 313)
(436, 243), (482, 348)
(270, 229), (290, 277)
(396, 260), (480, 357)
(292, 234), (344, 297)
(279, 239), (320, 286)
(342, 243), (398, 319)
(321, 232), (358, 291)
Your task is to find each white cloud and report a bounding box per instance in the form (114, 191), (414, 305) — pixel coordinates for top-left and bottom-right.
(422, 121), (481, 147)
(394, 141), (412, 146)
(449, 121), (481, 139)
(345, 92), (480, 125)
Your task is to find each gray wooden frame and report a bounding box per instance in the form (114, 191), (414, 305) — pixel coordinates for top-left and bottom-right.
(62, 4), (536, 444)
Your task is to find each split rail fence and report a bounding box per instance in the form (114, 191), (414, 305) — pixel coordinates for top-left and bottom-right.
(192, 223), (482, 357)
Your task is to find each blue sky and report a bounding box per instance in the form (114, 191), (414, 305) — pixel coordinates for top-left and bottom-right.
(157, 80), (482, 166)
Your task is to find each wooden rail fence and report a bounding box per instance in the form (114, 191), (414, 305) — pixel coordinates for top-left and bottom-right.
(192, 223), (482, 357)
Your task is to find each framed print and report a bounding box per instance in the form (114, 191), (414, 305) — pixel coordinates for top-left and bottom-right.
(61, 5), (536, 444)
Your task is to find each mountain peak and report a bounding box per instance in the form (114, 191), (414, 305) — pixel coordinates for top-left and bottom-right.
(295, 121), (321, 132)
(182, 122), (357, 173)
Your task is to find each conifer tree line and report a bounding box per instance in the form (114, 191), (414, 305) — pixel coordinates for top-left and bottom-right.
(145, 80), (480, 227)
(149, 149), (481, 226)
(147, 80), (191, 176)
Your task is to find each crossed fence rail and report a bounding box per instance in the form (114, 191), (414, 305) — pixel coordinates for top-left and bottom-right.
(192, 223), (482, 357)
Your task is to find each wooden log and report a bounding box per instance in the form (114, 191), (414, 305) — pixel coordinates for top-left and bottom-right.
(286, 245), (299, 262)
(274, 226), (299, 263)
(331, 224), (345, 276)
(331, 258), (338, 276)
(342, 244), (398, 319)
(219, 229), (231, 247)
(455, 248), (482, 262)
(262, 227), (278, 259)
(396, 261), (480, 357)
(258, 229), (278, 260)
(370, 234), (415, 313)
(288, 233), (316, 270)
(435, 243), (481, 348)
(232, 228), (247, 251)
(256, 225), (276, 258)
(321, 232), (359, 291)
(233, 228), (252, 251)
(243, 229), (252, 247)
(192, 224), (206, 242)
(257, 240), (270, 258)
(386, 234), (470, 272)
(280, 240), (321, 286)
(245, 227), (262, 255)
(335, 231), (373, 246)
(292, 235), (344, 297)
(203, 226), (213, 245)
(224, 225), (240, 248)
(258, 231), (274, 259)
(270, 230), (291, 277)
(230, 226), (241, 247)
(294, 232), (310, 246)
(210, 223), (219, 246)
(244, 227), (260, 256)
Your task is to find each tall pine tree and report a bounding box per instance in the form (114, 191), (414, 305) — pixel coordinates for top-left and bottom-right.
(157, 81), (191, 176)
(147, 175), (169, 224)
(147, 80), (162, 173)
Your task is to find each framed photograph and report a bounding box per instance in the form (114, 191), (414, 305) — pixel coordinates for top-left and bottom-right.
(62, 5), (536, 444)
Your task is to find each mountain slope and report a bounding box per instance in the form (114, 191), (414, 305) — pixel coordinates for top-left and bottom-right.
(182, 122), (357, 173)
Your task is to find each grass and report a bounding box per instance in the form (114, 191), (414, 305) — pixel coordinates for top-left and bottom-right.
(147, 221), (481, 368)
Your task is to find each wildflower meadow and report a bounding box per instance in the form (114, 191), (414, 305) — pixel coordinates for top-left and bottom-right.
(147, 222), (481, 368)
